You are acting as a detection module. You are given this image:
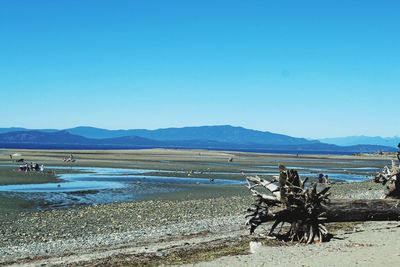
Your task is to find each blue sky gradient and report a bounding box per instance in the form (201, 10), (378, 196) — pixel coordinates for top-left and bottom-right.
(0, 0), (399, 138)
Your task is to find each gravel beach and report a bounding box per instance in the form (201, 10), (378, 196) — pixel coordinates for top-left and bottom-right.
(0, 195), (253, 266)
(0, 150), (397, 266)
(1, 180), (396, 267)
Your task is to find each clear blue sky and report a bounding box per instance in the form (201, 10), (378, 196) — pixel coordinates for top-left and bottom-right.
(0, 0), (399, 138)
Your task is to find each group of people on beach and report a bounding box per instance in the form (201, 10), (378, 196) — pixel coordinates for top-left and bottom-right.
(63, 154), (76, 162)
(318, 173), (330, 184)
(19, 162), (44, 172)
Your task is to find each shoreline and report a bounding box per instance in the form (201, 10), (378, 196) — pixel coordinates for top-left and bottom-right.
(0, 179), (392, 266)
(2, 193), (398, 266)
(0, 148), (389, 213)
(0, 149), (398, 266)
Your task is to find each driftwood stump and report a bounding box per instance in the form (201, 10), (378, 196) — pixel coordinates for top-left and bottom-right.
(246, 166), (330, 243)
(374, 160), (400, 198)
(246, 164), (400, 244)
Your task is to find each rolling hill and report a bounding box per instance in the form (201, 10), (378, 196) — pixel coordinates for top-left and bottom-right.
(0, 127), (396, 153)
(66, 125), (318, 146)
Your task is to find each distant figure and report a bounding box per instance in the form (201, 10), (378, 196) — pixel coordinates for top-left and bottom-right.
(40, 164), (44, 172)
(33, 163), (40, 171)
(228, 157), (233, 162)
(16, 158), (24, 163)
(57, 184), (61, 187)
(318, 173), (325, 183)
(209, 178), (214, 182)
(9, 154), (12, 160)
(64, 154), (76, 163)
(318, 173), (329, 184)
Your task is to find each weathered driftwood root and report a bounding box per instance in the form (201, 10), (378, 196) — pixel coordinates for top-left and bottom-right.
(246, 165), (400, 244)
(374, 160), (400, 198)
(246, 166), (331, 243)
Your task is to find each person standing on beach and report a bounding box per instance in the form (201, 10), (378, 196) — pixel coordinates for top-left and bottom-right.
(318, 173), (324, 183)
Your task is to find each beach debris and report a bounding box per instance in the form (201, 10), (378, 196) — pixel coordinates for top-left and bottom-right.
(374, 160), (400, 198)
(245, 165), (331, 243)
(246, 164), (400, 244)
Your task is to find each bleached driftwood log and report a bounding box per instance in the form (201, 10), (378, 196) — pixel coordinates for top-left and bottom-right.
(374, 160), (400, 198)
(246, 165), (400, 243)
(246, 166), (330, 243)
(324, 199), (400, 222)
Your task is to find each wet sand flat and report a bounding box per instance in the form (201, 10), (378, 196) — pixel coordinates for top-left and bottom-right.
(0, 149), (398, 266)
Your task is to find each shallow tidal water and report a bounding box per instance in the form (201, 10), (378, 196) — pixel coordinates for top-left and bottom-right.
(0, 159), (382, 209)
(0, 166), (245, 209)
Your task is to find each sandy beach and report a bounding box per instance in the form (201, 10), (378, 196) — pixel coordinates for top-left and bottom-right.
(2, 190), (399, 267)
(0, 149), (398, 266)
(186, 220), (400, 267)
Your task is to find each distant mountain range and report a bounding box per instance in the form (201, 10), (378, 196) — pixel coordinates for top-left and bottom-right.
(320, 136), (400, 147)
(0, 126), (397, 154)
(66, 125), (317, 145)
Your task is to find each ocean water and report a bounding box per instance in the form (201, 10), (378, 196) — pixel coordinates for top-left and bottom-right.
(0, 161), (379, 209)
(0, 166), (245, 209)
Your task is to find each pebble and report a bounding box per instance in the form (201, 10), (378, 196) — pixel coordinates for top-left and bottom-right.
(0, 196), (252, 263)
(0, 181), (382, 264)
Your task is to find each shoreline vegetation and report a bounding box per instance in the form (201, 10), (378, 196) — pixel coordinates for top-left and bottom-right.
(0, 149), (398, 266)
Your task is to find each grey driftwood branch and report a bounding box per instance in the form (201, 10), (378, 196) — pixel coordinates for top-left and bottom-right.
(246, 164), (400, 244)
